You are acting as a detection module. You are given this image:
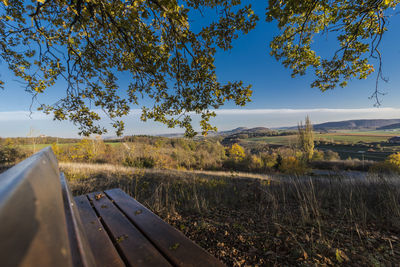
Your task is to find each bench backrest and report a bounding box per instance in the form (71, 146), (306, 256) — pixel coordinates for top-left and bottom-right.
(0, 147), (95, 267)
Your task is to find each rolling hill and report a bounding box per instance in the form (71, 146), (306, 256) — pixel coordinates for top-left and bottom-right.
(311, 119), (400, 130)
(377, 123), (400, 130)
(156, 119), (400, 138)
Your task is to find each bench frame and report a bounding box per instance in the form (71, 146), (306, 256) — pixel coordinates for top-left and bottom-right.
(0, 147), (95, 267)
(0, 147), (224, 267)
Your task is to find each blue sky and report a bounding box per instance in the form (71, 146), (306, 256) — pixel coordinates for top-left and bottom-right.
(1, 3), (400, 137)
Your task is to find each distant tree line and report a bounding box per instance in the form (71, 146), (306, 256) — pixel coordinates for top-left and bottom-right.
(0, 137), (80, 145)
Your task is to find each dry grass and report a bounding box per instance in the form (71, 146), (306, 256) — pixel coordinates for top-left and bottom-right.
(59, 161), (273, 181)
(61, 162), (400, 266)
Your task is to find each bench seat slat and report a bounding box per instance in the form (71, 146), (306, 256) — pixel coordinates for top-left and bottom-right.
(87, 192), (172, 267)
(105, 188), (225, 267)
(74, 195), (125, 267)
(0, 148), (224, 267)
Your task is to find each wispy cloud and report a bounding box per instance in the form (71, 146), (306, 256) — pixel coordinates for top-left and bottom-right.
(3, 107), (398, 121)
(211, 107), (400, 115)
(0, 111), (50, 121)
(123, 107), (400, 119)
(1, 108), (400, 137)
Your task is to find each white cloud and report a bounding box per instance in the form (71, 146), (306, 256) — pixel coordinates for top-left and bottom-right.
(0, 111), (50, 121)
(211, 107), (400, 115)
(1, 108), (400, 137)
(5, 107), (398, 121)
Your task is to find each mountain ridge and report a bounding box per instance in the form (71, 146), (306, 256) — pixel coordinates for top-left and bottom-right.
(154, 118), (400, 137)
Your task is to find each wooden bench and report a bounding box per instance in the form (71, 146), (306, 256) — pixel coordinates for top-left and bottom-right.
(0, 147), (224, 267)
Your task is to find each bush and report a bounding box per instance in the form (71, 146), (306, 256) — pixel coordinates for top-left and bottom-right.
(227, 143), (245, 161)
(0, 145), (25, 164)
(324, 150), (340, 161)
(369, 161), (400, 174)
(370, 152), (400, 174)
(260, 153), (277, 169)
(279, 156), (308, 174)
(311, 150), (324, 161)
(387, 152), (400, 167)
(124, 156), (156, 168)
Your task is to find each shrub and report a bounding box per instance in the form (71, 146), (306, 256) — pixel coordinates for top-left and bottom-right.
(237, 154), (263, 172)
(0, 145), (25, 164)
(260, 153), (277, 169)
(324, 150), (340, 161)
(279, 156), (308, 174)
(369, 161), (400, 174)
(370, 152), (400, 174)
(124, 156), (156, 168)
(311, 150), (324, 161)
(70, 139), (95, 162)
(387, 152), (400, 167)
(227, 143), (245, 161)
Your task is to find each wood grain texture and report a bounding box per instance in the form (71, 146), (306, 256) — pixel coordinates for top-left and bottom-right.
(106, 188), (225, 267)
(61, 173), (96, 267)
(87, 192), (172, 267)
(74, 195), (125, 267)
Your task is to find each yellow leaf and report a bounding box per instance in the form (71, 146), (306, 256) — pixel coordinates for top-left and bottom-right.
(2, 0), (8, 6)
(336, 249), (343, 263)
(37, 0), (45, 3)
(335, 249), (349, 263)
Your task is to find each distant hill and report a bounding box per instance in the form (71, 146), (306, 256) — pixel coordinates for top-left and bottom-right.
(219, 119), (400, 136)
(377, 123), (400, 130)
(206, 127), (272, 136)
(155, 127), (270, 138)
(147, 119), (400, 138)
(311, 119), (400, 130)
(234, 127), (272, 134)
(220, 127), (285, 145)
(217, 127), (249, 136)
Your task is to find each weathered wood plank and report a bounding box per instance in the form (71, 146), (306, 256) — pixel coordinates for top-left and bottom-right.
(87, 192), (172, 267)
(74, 195), (125, 267)
(60, 173), (96, 267)
(105, 188), (225, 267)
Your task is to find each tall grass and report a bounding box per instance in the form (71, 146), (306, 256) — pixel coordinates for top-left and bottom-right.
(62, 162), (400, 265)
(62, 162), (400, 229)
(62, 162), (272, 214)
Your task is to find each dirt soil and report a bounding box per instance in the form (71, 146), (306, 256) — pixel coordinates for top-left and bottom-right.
(161, 208), (400, 266)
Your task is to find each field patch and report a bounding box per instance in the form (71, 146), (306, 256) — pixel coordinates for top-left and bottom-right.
(248, 131), (396, 145)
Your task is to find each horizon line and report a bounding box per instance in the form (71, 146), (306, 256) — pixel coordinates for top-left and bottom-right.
(1, 107), (400, 121)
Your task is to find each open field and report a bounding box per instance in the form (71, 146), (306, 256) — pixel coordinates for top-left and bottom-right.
(61, 162), (400, 266)
(334, 130), (400, 135)
(248, 135), (298, 146)
(245, 131), (400, 161)
(316, 144), (392, 161)
(248, 131), (398, 145)
(315, 133), (394, 143)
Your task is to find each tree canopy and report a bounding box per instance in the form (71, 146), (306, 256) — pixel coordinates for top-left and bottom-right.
(267, 0), (398, 105)
(0, 0), (397, 136)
